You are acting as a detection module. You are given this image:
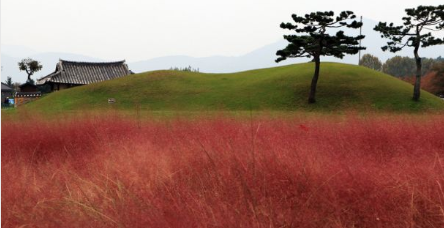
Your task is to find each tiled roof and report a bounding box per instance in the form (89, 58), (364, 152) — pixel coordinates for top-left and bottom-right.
(1, 83), (13, 91)
(37, 60), (131, 85)
(19, 82), (37, 88)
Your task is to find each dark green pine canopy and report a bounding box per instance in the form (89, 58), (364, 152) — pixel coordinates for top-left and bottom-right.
(276, 10), (365, 103)
(374, 5), (444, 52)
(276, 11), (365, 63)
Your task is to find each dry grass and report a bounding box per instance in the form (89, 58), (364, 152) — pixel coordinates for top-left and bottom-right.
(2, 113), (444, 227)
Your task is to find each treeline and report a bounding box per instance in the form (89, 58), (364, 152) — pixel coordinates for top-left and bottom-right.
(169, 66), (200, 72)
(360, 54), (444, 78)
(360, 54), (444, 96)
(406, 62), (444, 96)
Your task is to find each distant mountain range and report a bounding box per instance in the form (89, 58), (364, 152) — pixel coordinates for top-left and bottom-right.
(2, 18), (443, 83)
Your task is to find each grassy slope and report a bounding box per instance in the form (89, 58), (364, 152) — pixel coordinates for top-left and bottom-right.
(25, 62), (444, 113)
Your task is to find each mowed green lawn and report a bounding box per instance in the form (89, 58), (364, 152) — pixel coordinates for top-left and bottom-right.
(24, 62), (444, 113)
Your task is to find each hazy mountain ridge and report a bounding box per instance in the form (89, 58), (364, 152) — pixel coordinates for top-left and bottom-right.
(2, 18), (443, 83)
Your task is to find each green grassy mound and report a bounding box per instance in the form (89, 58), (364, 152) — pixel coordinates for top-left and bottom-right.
(25, 62), (444, 113)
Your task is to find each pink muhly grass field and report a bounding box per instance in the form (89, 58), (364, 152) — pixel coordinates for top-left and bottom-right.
(2, 114), (444, 227)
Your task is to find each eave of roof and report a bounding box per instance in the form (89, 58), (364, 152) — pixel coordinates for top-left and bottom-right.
(15, 91), (42, 97)
(19, 82), (37, 88)
(37, 60), (131, 85)
(1, 83), (13, 91)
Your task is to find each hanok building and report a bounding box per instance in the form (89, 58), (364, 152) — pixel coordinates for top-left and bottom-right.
(15, 82), (42, 107)
(1, 83), (13, 103)
(37, 60), (133, 91)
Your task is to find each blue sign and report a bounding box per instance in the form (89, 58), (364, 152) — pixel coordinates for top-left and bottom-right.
(8, 99), (14, 105)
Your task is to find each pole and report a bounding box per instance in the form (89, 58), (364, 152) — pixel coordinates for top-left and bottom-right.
(358, 16), (362, 65)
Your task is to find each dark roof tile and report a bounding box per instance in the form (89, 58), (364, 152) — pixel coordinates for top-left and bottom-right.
(1, 83), (13, 91)
(37, 60), (131, 85)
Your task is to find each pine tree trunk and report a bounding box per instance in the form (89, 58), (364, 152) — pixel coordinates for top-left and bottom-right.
(413, 48), (421, 101)
(27, 74), (32, 83)
(308, 55), (321, 104)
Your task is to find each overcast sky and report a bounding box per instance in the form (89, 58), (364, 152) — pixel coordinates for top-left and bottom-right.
(1, 0), (443, 61)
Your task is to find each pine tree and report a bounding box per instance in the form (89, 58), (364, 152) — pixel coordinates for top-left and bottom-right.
(276, 11), (365, 103)
(18, 58), (43, 82)
(374, 5), (444, 101)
